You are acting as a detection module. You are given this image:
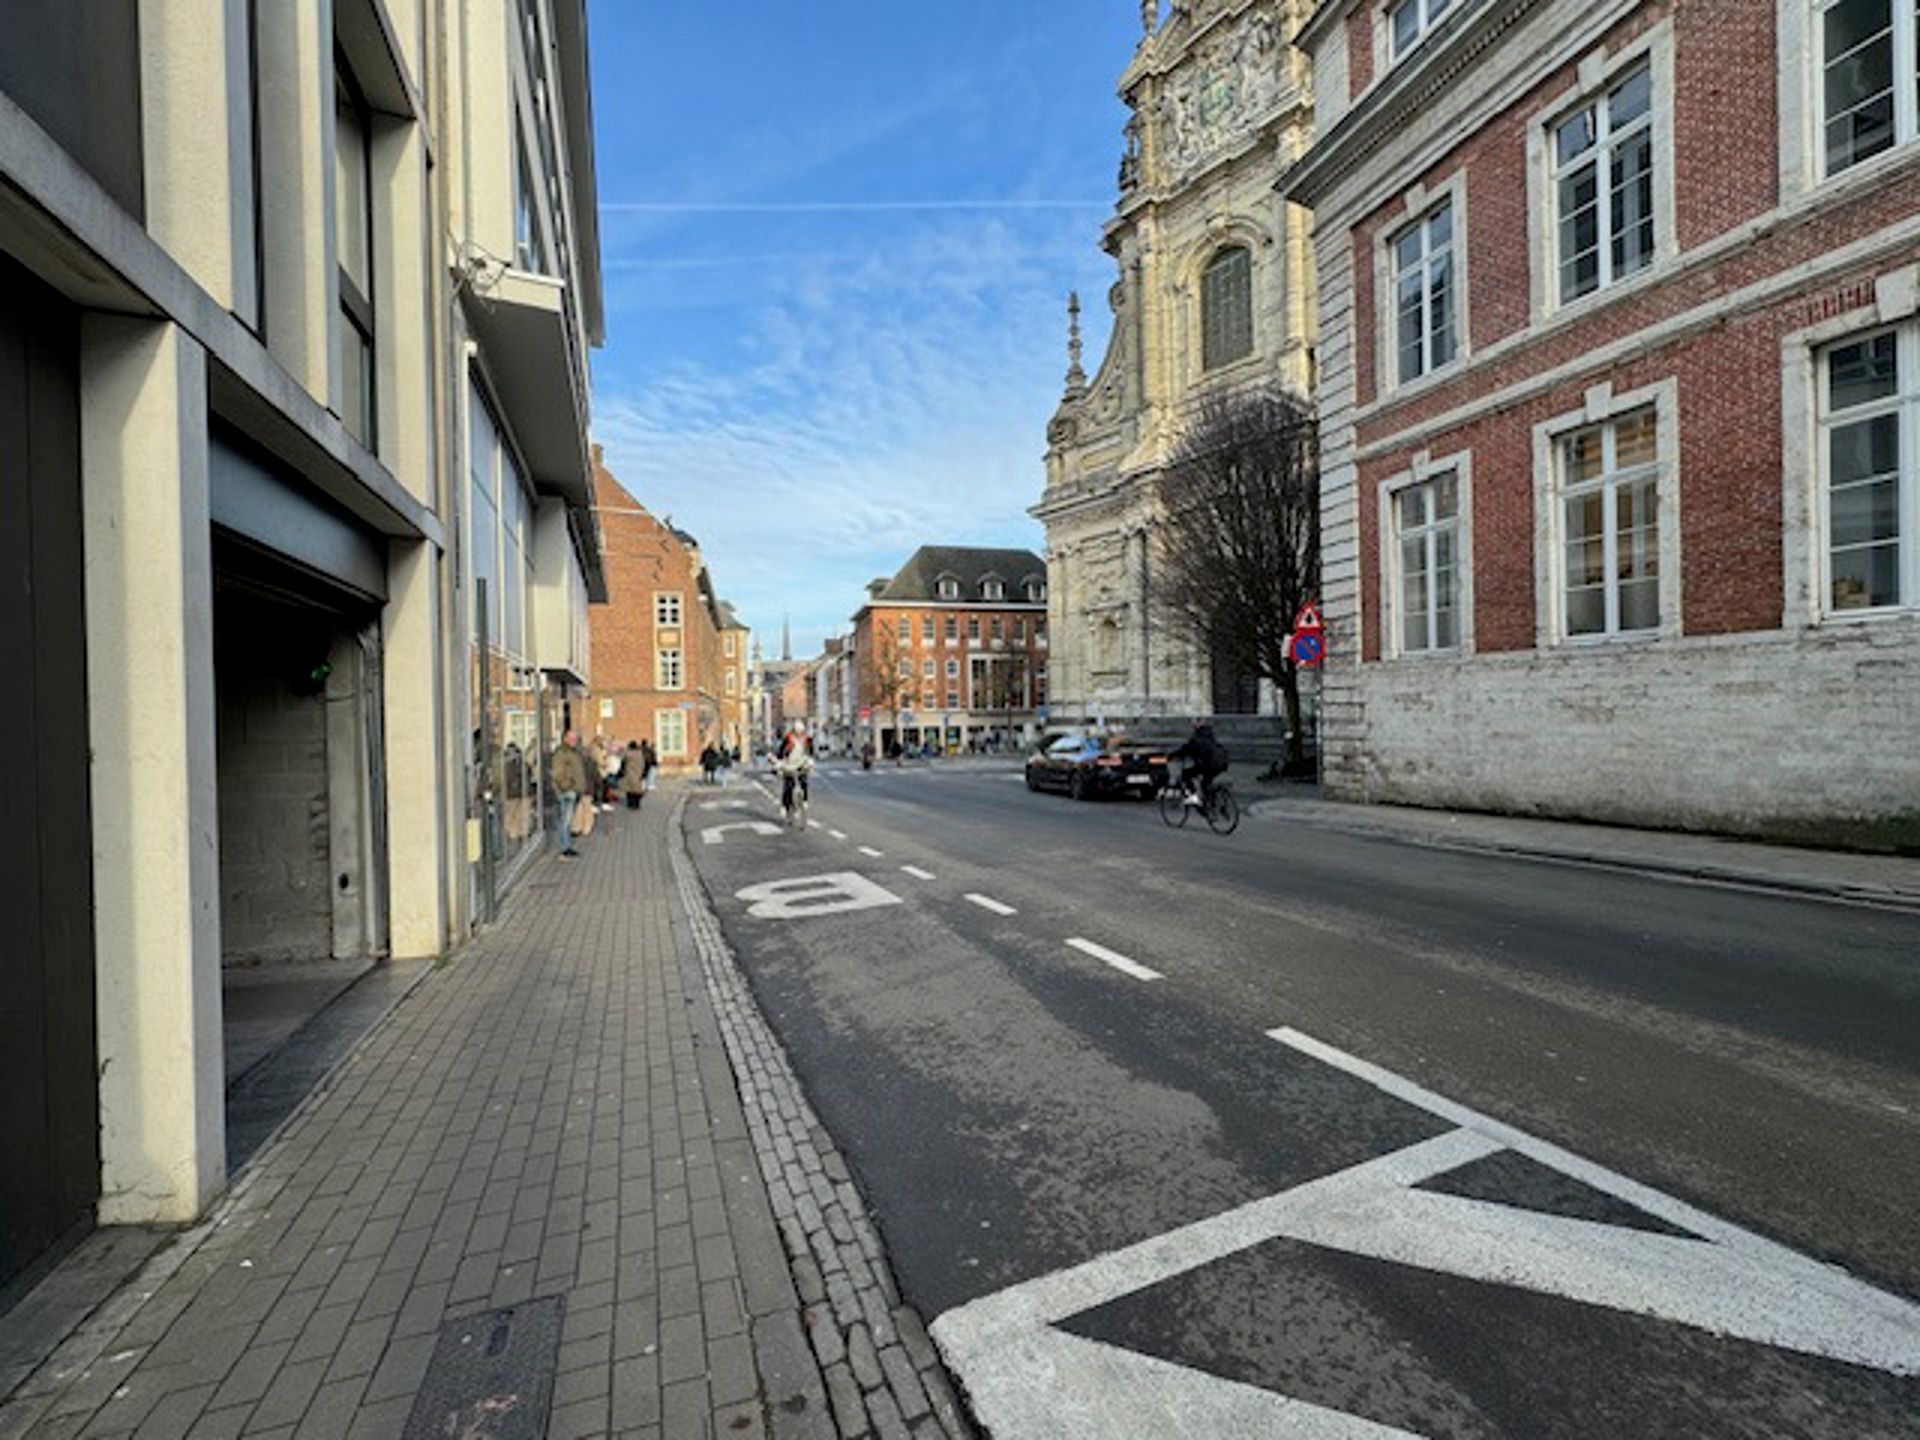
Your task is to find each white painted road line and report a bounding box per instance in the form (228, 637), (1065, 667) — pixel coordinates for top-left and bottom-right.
(828, 829), (848, 840)
(858, 846), (885, 858)
(1065, 937), (1162, 982)
(808, 819), (822, 830)
(900, 865), (936, 881)
(964, 893), (1017, 917)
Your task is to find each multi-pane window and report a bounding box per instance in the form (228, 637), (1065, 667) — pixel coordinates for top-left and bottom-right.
(1394, 472), (1462, 652)
(921, 616), (935, 642)
(937, 577), (959, 599)
(657, 649), (684, 689)
(335, 67), (375, 445)
(922, 658), (935, 678)
(1013, 618), (1026, 643)
(1822, 0), (1920, 175)
(1393, 200), (1457, 384)
(896, 616), (911, 643)
(1026, 580), (1046, 601)
(1821, 325), (1916, 611)
(967, 616), (981, 642)
(982, 578), (1006, 600)
(946, 690), (960, 708)
(1560, 408), (1661, 636)
(1389, 0), (1455, 59)
(654, 592), (682, 627)
(1201, 246), (1254, 370)
(897, 657), (912, 678)
(514, 131), (546, 273)
(1553, 65), (1655, 303)
(945, 658), (960, 679)
(726, 669), (737, 695)
(657, 710), (687, 758)
(990, 616), (1004, 641)
(944, 615), (958, 642)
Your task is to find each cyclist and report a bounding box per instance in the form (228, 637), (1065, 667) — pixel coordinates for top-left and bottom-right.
(775, 719), (816, 819)
(1169, 721), (1229, 812)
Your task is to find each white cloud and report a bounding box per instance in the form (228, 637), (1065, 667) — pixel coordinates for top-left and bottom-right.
(591, 213), (1112, 655)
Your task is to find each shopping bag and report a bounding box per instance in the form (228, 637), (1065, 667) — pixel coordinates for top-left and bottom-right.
(572, 794), (596, 835)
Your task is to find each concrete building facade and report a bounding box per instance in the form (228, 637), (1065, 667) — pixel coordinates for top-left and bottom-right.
(0, 0), (603, 1297)
(1036, 0), (1317, 727)
(1285, 0), (1920, 845)
(849, 547), (1053, 752)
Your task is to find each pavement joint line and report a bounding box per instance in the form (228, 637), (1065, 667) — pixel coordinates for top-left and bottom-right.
(900, 866), (937, 881)
(1064, 937), (1162, 982)
(858, 846), (885, 858)
(963, 894), (1017, 917)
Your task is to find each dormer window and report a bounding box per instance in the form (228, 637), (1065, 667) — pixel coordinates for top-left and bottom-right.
(936, 575), (960, 600)
(981, 577), (1006, 601)
(1389, 0), (1455, 61)
(1025, 578), (1047, 602)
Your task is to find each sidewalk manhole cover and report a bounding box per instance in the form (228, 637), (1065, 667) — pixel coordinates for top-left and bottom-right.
(401, 1296), (564, 1440)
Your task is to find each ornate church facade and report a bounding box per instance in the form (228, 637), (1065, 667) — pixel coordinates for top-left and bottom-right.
(1035, 0), (1316, 726)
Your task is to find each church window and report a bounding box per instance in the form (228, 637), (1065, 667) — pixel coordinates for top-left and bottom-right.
(1201, 246), (1254, 371)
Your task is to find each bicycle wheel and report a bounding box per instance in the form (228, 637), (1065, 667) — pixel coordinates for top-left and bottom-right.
(1158, 785), (1190, 828)
(1204, 786), (1240, 835)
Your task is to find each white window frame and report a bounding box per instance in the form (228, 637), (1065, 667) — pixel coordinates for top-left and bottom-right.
(657, 647), (684, 690)
(654, 591), (683, 628)
(936, 576), (960, 600)
(1378, 452), (1475, 659)
(922, 657), (935, 678)
(981, 577), (1006, 601)
(1387, 0), (1456, 62)
(1816, 318), (1920, 615)
(945, 658), (960, 679)
(1532, 380), (1682, 647)
(1816, 0), (1920, 180)
(1526, 28), (1676, 323)
(944, 614), (958, 643)
(921, 615), (935, 642)
(1385, 190), (1463, 390)
(896, 616), (911, 643)
(656, 709), (688, 759)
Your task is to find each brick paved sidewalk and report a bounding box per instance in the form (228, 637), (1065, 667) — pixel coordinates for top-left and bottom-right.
(0, 784), (933, 1440)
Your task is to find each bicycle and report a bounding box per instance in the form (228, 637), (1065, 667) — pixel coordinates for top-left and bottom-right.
(1158, 772), (1239, 835)
(779, 770), (810, 831)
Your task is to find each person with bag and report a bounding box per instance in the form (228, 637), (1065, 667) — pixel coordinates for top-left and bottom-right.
(550, 729), (591, 859)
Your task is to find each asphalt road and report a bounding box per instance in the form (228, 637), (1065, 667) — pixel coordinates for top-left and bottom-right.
(684, 762), (1920, 1438)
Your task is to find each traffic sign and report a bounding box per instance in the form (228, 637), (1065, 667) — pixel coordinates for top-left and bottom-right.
(1293, 600), (1324, 632)
(1291, 631), (1325, 667)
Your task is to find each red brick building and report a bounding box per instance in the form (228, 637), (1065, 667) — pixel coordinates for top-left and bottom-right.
(849, 547), (1051, 752)
(584, 454), (745, 768)
(1286, 0), (1920, 844)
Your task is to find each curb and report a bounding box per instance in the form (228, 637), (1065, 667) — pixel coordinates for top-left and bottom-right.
(1242, 801), (1920, 914)
(668, 796), (979, 1439)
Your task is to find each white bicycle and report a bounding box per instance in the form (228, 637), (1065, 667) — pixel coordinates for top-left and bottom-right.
(779, 770), (811, 831)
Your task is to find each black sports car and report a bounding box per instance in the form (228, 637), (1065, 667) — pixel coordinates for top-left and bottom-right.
(1024, 734), (1170, 801)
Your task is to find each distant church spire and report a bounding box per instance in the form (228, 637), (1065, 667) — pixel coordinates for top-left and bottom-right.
(782, 614), (792, 662)
(1064, 292), (1088, 397)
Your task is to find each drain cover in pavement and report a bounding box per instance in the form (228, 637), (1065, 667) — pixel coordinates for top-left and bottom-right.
(401, 1296), (565, 1440)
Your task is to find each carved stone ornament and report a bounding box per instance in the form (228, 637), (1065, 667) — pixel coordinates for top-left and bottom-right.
(1152, 8), (1284, 185)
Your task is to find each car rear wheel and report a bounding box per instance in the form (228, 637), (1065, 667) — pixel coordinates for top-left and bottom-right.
(1069, 770), (1087, 802)
(1025, 769), (1041, 791)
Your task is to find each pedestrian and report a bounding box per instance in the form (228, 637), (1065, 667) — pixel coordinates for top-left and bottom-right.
(699, 743), (720, 785)
(641, 738), (658, 782)
(549, 729), (591, 858)
(619, 737), (647, 810)
(600, 739), (622, 811)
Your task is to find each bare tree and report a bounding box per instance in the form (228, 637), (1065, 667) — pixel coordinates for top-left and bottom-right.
(1151, 387), (1319, 772)
(861, 622), (915, 754)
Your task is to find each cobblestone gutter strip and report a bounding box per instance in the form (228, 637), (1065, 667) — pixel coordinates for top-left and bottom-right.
(669, 797), (980, 1440)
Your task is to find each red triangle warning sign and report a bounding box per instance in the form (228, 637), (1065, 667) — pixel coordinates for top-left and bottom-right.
(1293, 601), (1324, 632)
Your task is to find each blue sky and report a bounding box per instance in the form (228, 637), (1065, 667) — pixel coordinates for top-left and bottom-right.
(585, 3), (1139, 658)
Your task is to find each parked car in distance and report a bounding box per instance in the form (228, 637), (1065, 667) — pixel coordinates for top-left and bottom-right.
(1024, 734), (1170, 801)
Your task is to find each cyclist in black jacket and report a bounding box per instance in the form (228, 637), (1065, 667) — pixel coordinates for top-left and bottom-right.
(1170, 722), (1229, 810)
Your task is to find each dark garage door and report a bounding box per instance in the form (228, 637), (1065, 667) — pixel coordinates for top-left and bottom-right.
(0, 257), (99, 1303)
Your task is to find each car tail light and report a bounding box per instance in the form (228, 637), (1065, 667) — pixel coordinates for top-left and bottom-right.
(1095, 756), (1122, 767)
(1147, 755), (1167, 764)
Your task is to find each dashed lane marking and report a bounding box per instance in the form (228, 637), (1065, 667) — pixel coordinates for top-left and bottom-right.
(900, 865), (937, 881)
(964, 893), (1017, 917)
(828, 829), (848, 841)
(1065, 937), (1162, 982)
(808, 819), (822, 830)
(858, 846), (885, 858)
